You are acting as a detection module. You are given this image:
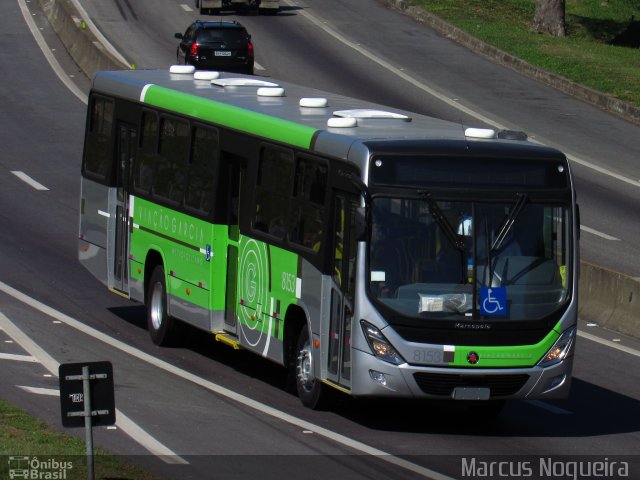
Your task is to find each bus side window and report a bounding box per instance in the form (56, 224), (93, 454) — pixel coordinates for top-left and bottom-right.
(333, 197), (346, 286)
(153, 117), (189, 205)
(332, 193), (358, 299)
(185, 125), (219, 215)
(253, 146), (294, 239)
(134, 110), (158, 195)
(83, 95), (114, 183)
(289, 155), (328, 251)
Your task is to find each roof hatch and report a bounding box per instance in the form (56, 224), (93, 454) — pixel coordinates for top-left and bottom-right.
(333, 109), (411, 121)
(211, 78), (280, 87)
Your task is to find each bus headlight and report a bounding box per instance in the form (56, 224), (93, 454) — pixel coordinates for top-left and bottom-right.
(538, 327), (576, 367)
(360, 320), (404, 365)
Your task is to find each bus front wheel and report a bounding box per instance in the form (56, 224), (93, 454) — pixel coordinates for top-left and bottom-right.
(295, 327), (330, 409)
(147, 266), (180, 346)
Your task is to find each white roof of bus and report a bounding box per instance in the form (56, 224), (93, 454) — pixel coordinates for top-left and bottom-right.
(94, 68), (478, 142)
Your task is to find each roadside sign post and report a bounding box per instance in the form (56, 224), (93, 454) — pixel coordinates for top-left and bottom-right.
(59, 361), (115, 480)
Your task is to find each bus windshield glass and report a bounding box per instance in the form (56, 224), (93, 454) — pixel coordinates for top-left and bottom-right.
(368, 195), (570, 321)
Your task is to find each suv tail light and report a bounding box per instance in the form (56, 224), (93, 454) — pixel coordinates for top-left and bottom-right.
(190, 43), (199, 57)
(247, 41), (254, 60)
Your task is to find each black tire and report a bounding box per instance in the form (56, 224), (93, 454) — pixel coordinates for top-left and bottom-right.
(146, 266), (180, 346)
(294, 327), (330, 409)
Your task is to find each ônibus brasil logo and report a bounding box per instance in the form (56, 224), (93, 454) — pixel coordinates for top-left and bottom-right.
(8, 456), (73, 479)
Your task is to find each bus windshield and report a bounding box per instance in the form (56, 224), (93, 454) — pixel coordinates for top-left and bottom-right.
(368, 196), (570, 321)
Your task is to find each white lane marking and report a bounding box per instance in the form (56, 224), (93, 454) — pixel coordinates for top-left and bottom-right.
(180, 4), (193, 11)
(578, 330), (640, 358)
(16, 0), (87, 104)
(13, 385), (172, 457)
(116, 411), (189, 464)
(282, 0), (640, 191)
(255, 61), (265, 71)
(526, 400), (572, 415)
(17, 386), (60, 396)
(0, 280), (452, 480)
(0, 309), (188, 465)
(580, 225), (620, 241)
(11, 171), (49, 191)
(566, 152), (640, 189)
(0, 353), (39, 363)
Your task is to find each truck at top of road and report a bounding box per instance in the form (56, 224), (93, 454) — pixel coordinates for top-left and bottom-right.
(195, 0), (279, 15)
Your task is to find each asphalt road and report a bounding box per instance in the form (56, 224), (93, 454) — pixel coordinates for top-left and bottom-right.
(1, 0), (640, 478)
(73, 0), (640, 278)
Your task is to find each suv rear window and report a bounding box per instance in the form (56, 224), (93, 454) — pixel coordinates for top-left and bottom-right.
(197, 29), (246, 43)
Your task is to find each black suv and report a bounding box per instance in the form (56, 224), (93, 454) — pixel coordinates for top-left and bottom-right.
(175, 21), (254, 74)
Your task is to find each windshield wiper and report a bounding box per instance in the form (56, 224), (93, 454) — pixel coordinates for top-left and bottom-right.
(491, 193), (528, 253)
(419, 191), (464, 251)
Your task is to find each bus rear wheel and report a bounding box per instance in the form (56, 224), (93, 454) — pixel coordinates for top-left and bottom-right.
(295, 327), (330, 409)
(147, 266), (180, 346)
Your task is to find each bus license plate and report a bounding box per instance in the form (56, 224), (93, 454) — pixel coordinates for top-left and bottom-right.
(215, 51), (232, 56)
(452, 387), (490, 400)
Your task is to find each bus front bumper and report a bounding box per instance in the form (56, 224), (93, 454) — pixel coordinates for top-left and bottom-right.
(350, 348), (573, 400)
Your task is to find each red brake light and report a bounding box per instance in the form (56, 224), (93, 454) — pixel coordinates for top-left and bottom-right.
(247, 41), (254, 59)
(190, 43), (199, 56)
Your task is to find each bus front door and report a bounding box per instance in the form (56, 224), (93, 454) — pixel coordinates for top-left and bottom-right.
(111, 123), (136, 295)
(325, 192), (358, 389)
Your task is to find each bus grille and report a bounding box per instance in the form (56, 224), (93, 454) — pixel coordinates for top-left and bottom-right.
(413, 373), (530, 397)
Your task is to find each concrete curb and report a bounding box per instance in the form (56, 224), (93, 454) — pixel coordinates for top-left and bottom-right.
(383, 0), (640, 127)
(578, 262), (640, 338)
(40, 0), (640, 339)
(37, 0), (128, 78)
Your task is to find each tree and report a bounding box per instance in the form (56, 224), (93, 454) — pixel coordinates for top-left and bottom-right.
(533, 0), (566, 37)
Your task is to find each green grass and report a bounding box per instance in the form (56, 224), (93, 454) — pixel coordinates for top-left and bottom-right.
(406, 0), (640, 107)
(0, 398), (161, 480)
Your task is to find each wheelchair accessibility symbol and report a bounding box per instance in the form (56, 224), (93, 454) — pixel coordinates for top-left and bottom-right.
(480, 287), (507, 316)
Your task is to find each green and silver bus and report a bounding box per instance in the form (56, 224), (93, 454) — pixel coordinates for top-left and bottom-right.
(79, 67), (578, 411)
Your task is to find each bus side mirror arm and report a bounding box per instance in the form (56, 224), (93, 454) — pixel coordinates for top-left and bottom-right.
(347, 173), (370, 207)
(355, 207), (367, 241)
(347, 174), (369, 241)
